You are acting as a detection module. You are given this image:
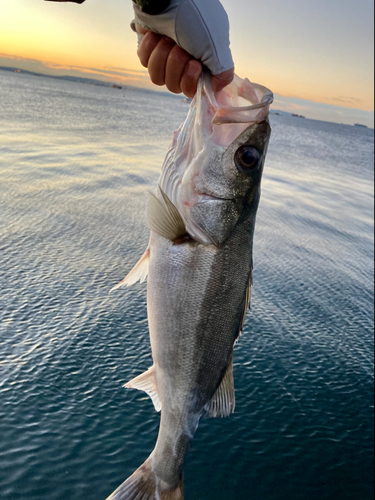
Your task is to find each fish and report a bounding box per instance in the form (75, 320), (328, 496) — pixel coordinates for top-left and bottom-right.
(107, 73), (273, 500)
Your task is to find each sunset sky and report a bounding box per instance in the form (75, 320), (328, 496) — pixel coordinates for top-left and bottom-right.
(1, 0), (374, 126)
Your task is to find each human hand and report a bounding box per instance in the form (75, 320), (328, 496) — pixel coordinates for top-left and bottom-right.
(133, 0), (235, 98)
(136, 27), (234, 99)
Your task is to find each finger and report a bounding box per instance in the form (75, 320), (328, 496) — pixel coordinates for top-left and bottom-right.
(180, 60), (202, 99)
(130, 22), (148, 35)
(134, 25), (148, 36)
(137, 31), (163, 68)
(211, 67), (235, 93)
(165, 45), (191, 94)
(148, 36), (176, 86)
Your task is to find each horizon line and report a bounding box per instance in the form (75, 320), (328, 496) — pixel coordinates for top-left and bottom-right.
(0, 53), (374, 128)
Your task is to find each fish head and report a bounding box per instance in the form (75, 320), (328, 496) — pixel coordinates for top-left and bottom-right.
(186, 118), (272, 246)
(159, 74), (273, 246)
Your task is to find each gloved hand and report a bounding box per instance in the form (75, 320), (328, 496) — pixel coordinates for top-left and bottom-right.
(133, 0), (235, 98)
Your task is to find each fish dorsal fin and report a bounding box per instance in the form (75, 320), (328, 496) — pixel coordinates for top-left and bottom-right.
(124, 365), (161, 412)
(238, 268), (253, 336)
(146, 188), (187, 242)
(203, 356), (235, 418)
(110, 247), (150, 292)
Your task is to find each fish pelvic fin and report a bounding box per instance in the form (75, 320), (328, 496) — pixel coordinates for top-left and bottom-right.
(110, 247), (150, 292)
(125, 365), (161, 412)
(105, 458), (184, 500)
(146, 188), (187, 242)
(203, 355), (235, 418)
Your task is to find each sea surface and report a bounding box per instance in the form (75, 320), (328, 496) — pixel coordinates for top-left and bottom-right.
(0, 69), (374, 500)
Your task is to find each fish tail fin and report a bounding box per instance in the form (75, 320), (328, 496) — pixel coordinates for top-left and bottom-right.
(106, 458), (184, 500)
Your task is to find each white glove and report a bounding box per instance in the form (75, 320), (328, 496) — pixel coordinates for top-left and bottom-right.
(133, 0), (234, 76)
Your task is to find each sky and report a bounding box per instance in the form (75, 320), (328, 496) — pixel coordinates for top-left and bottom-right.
(0, 0), (374, 126)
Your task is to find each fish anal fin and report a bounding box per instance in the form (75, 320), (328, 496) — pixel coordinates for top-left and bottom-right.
(125, 365), (161, 413)
(146, 188), (187, 242)
(111, 248), (150, 292)
(203, 356), (235, 418)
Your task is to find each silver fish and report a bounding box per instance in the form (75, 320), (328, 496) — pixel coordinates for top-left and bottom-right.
(108, 75), (273, 500)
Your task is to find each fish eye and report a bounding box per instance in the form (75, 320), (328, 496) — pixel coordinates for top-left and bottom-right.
(235, 146), (261, 174)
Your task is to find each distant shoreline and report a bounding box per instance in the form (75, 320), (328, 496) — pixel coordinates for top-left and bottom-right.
(0, 65), (174, 99)
(0, 67), (373, 130)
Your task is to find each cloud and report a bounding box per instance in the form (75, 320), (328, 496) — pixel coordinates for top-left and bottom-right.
(331, 96), (364, 105)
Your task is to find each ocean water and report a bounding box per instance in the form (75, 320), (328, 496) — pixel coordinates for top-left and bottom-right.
(0, 69), (373, 500)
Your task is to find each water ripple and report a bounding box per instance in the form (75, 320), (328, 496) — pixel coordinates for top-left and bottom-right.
(0, 70), (373, 500)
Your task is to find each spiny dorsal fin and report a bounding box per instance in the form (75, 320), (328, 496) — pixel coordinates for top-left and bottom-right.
(146, 188), (187, 242)
(110, 247), (150, 292)
(203, 356), (235, 418)
(124, 365), (161, 412)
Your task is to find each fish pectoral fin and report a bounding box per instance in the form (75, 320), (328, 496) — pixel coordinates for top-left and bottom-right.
(146, 188), (187, 242)
(110, 247), (150, 292)
(124, 365), (161, 412)
(203, 356), (236, 419)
